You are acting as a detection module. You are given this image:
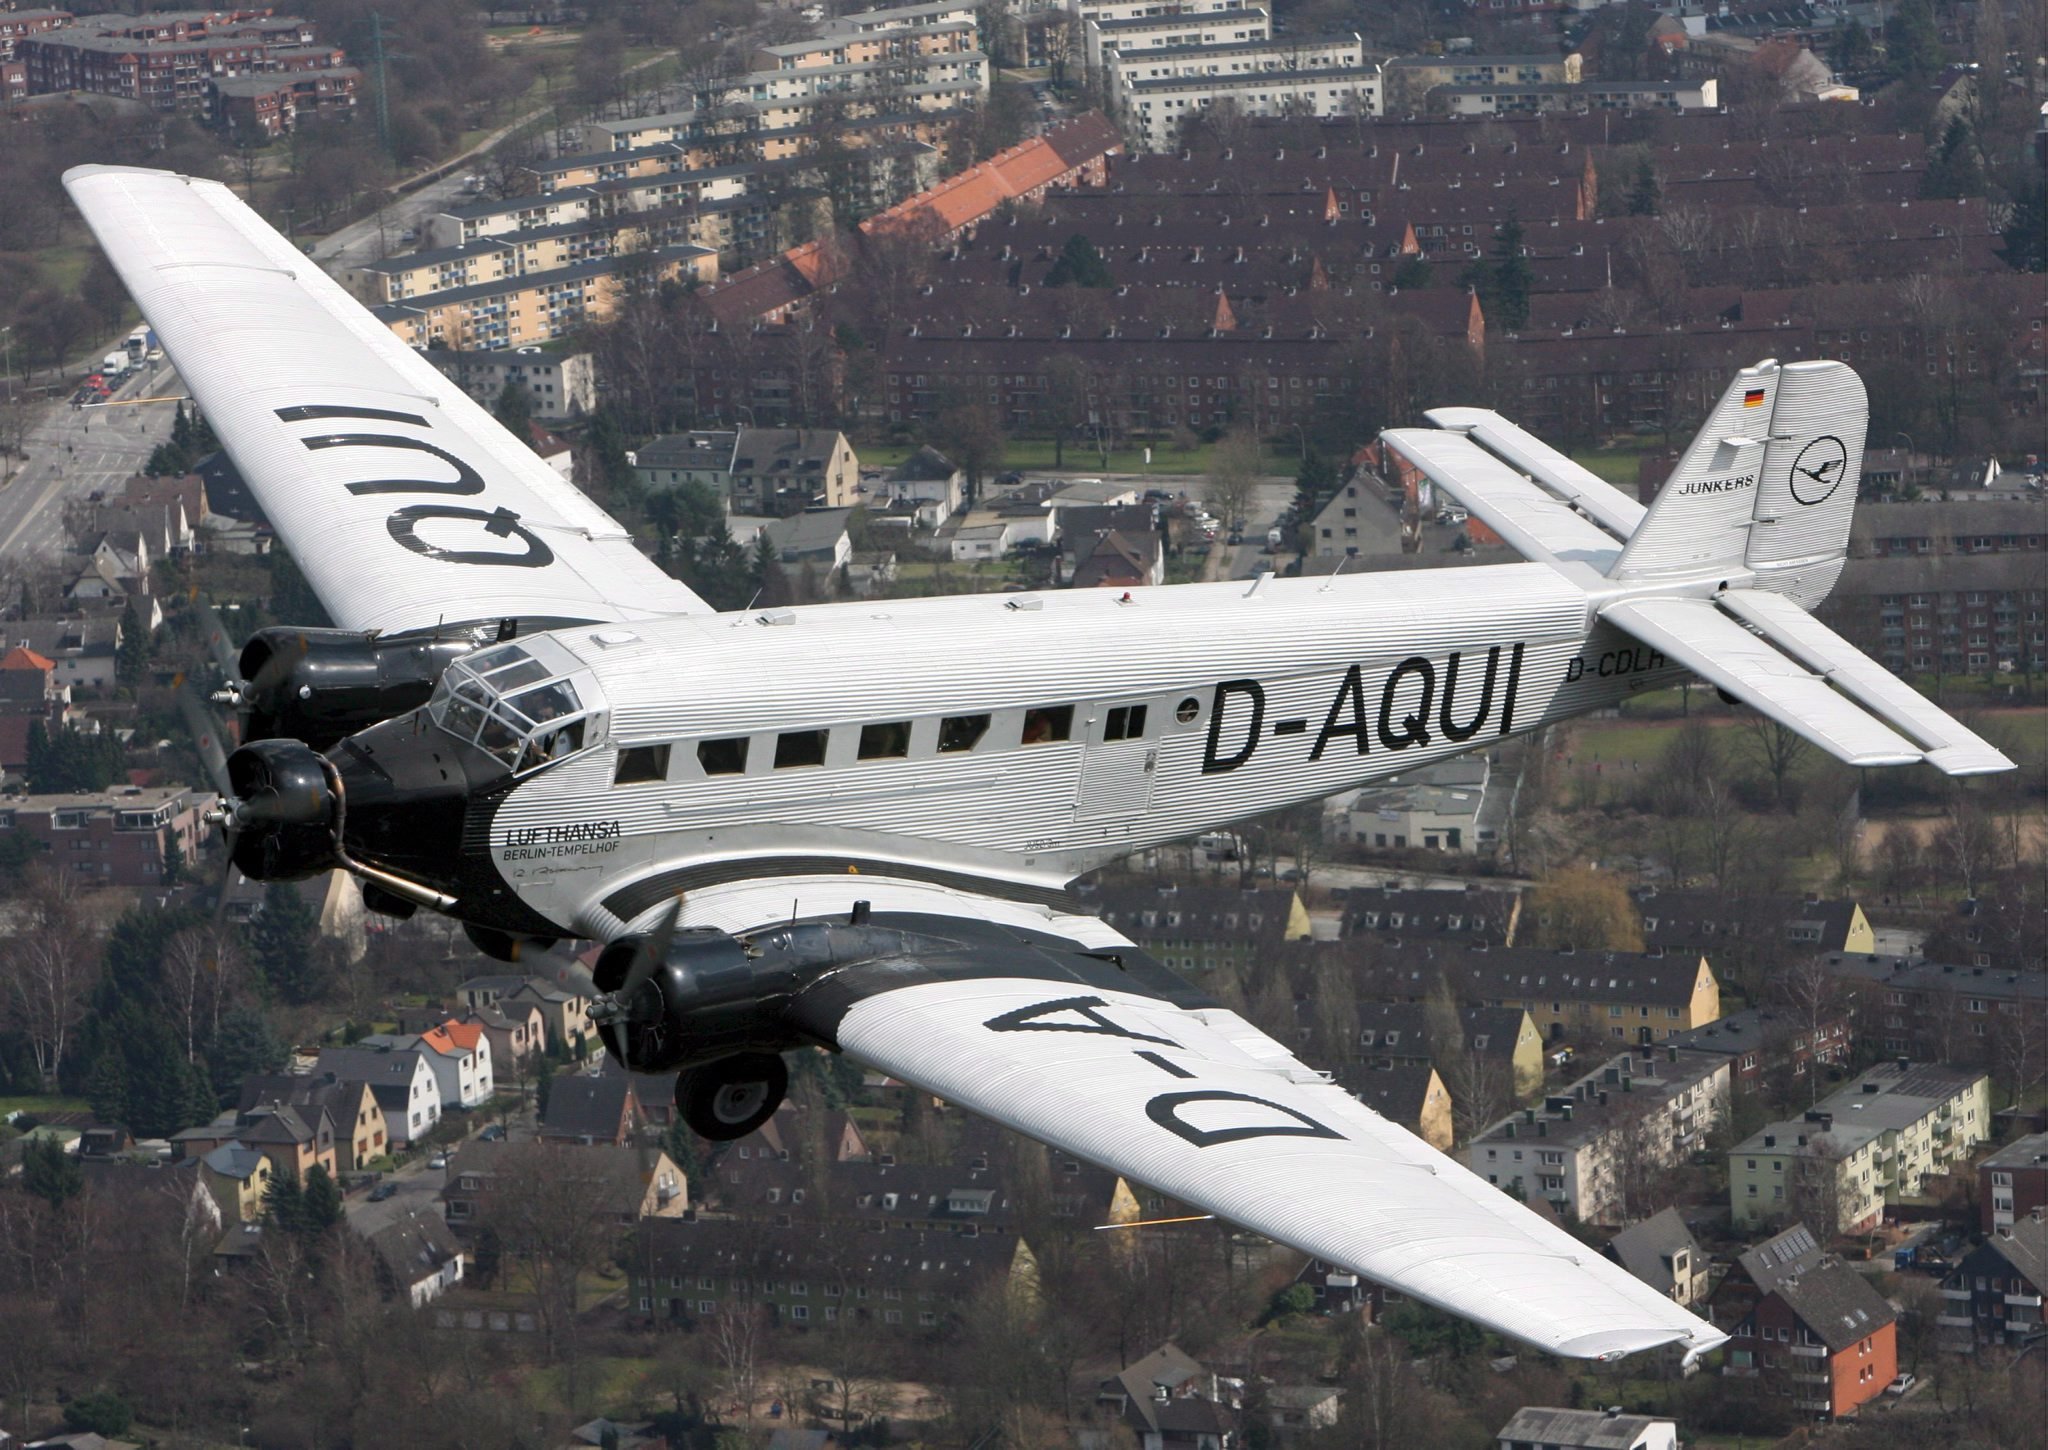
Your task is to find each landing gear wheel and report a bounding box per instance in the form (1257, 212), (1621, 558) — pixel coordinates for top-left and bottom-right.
(677, 1053), (788, 1141)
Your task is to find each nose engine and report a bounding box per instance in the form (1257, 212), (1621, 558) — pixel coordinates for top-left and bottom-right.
(221, 738), (339, 881)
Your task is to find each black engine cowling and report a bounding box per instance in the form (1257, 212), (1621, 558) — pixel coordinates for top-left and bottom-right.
(225, 738), (338, 881)
(591, 927), (803, 1075)
(238, 627), (479, 749)
(676, 1053), (788, 1140)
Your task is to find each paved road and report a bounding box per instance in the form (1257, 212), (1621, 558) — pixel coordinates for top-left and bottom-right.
(345, 1156), (450, 1237)
(0, 359), (184, 562)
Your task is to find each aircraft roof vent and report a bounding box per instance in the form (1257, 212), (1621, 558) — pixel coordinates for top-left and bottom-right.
(589, 628), (640, 647)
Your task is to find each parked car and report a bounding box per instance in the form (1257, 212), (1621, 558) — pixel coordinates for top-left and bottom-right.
(367, 1182), (398, 1202)
(479, 1125), (506, 1142)
(427, 1152), (448, 1170)
(1887, 1374), (1916, 1397)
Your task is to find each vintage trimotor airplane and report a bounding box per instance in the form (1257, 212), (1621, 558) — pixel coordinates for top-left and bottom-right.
(66, 165), (2011, 1366)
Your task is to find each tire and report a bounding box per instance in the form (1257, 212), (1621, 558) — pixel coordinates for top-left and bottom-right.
(677, 1053), (788, 1141)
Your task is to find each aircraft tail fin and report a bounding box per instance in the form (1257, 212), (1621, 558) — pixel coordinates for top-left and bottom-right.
(1606, 360), (1864, 606)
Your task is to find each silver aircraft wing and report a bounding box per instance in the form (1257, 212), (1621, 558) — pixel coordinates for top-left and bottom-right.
(699, 879), (1735, 1365)
(64, 165), (710, 636)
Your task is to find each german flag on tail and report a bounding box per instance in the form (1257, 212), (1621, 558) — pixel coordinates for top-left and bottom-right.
(1742, 387), (1766, 408)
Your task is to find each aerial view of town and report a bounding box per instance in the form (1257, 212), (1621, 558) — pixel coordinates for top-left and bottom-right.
(0, 0), (2041, 1444)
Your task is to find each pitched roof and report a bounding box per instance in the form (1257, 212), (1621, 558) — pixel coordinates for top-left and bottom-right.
(1496, 1406), (1675, 1450)
(1772, 1256), (1896, 1351)
(1606, 1207), (1702, 1298)
(861, 113), (1121, 243)
(422, 1021), (486, 1054)
(0, 646), (56, 671)
(540, 1072), (635, 1142)
(1979, 1216), (2048, 1292)
(364, 1209), (466, 1285)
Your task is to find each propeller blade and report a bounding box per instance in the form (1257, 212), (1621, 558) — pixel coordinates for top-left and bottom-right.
(192, 594), (244, 686)
(535, 941), (604, 1002)
(176, 678), (234, 799)
(617, 897), (683, 1006)
(249, 631), (309, 699)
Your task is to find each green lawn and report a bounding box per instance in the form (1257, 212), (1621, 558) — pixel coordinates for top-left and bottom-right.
(854, 436), (1253, 478)
(0, 1095), (88, 1119)
(1569, 445), (1661, 486)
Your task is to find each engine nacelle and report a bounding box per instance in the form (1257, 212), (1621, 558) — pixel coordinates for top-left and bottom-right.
(238, 627), (478, 749)
(225, 738), (338, 880)
(591, 927), (807, 1075)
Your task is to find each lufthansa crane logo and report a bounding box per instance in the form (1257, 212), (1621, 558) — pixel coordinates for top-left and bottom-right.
(1789, 435), (1848, 506)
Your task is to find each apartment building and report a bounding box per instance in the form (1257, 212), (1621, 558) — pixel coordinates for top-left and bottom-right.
(1083, 6), (1269, 74)
(1980, 1133), (2048, 1234)
(0, 785), (201, 887)
(1712, 1223), (1898, 1420)
(1729, 1060), (1993, 1233)
(1431, 76), (1718, 117)
(1346, 943), (1724, 1048)
(0, 9), (71, 61)
(206, 64), (356, 135)
(1123, 60), (1383, 151)
(422, 347), (598, 423)
(1822, 495), (2048, 677)
(1383, 52), (1578, 108)
(1829, 954), (2047, 1068)
(630, 1215), (1035, 1331)
(372, 247), (714, 350)
(17, 10), (342, 110)
(1466, 1046), (1730, 1225)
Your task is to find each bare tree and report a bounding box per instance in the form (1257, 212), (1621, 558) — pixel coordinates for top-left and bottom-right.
(1742, 716), (1812, 812)
(1, 868), (96, 1087)
(1770, 957), (1849, 1105)
(482, 1142), (627, 1401)
(1786, 1137), (1844, 1236)
(1931, 789), (1999, 900)
(162, 924), (242, 1064)
(709, 1299), (767, 1425)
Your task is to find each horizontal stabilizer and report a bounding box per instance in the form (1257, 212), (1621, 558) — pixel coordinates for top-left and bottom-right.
(1423, 407), (1647, 541)
(1716, 589), (2013, 775)
(1603, 597), (1922, 768)
(1381, 429), (1621, 573)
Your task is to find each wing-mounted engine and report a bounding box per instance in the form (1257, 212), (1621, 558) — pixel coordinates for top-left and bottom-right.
(235, 627), (482, 750)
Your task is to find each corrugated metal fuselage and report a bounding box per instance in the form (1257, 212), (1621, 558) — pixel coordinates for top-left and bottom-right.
(481, 561), (1684, 937)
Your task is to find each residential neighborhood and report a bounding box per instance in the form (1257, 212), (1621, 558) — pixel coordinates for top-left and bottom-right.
(0, 0), (2044, 1443)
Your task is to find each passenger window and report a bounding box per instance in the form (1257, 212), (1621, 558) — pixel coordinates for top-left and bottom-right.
(1104, 704), (1149, 742)
(774, 729), (827, 769)
(1021, 705), (1073, 744)
(858, 721), (910, 760)
(937, 714), (990, 753)
(614, 744), (670, 785)
(697, 738), (748, 775)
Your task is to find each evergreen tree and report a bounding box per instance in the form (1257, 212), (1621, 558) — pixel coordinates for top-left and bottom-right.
(1292, 449), (1337, 524)
(2005, 180), (2047, 272)
(171, 401), (194, 452)
(1390, 253), (1432, 290)
(85, 1051), (130, 1125)
(300, 1163), (344, 1231)
(1044, 233), (1112, 288)
(22, 1137), (85, 1208)
(1626, 157), (1661, 216)
(534, 1055), (556, 1118)
(1921, 117), (1984, 199)
(1489, 217), (1533, 330)
(24, 720), (124, 793)
(115, 599), (148, 687)
(1883, 0), (1942, 83)
(144, 441), (190, 477)
(492, 378), (533, 439)
(205, 1006), (288, 1102)
(263, 1165), (305, 1232)
(247, 880), (322, 1005)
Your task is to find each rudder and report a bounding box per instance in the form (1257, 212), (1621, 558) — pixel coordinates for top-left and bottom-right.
(1607, 362), (1781, 583)
(1742, 360), (1866, 608)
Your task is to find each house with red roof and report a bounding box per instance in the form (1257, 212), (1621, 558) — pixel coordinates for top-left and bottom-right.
(416, 1020), (494, 1109)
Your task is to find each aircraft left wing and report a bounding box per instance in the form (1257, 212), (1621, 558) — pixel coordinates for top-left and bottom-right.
(64, 166), (710, 636)
(763, 889), (1728, 1363)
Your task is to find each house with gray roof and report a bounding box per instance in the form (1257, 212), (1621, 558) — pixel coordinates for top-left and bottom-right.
(1938, 1213), (2046, 1351)
(1605, 1206), (1708, 1307)
(540, 1071), (639, 1146)
(1496, 1405), (1676, 1450)
(364, 1208), (467, 1308)
(761, 508), (854, 581)
(312, 1046), (441, 1146)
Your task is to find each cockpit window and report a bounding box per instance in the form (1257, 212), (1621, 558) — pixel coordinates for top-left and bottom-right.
(428, 643), (597, 772)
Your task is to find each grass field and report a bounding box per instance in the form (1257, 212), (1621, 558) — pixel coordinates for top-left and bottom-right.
(0, 1095), (88, 1119)
(854, 436), (1261, 477)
